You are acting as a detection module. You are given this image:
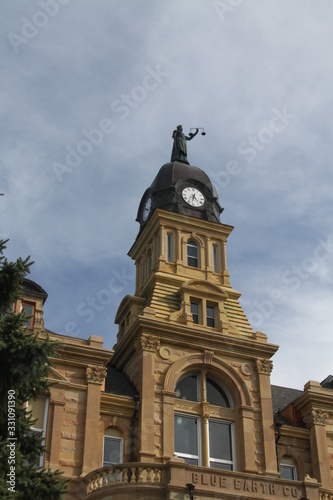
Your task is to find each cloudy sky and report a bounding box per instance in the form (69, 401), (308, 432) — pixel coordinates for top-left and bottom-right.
(1, 0), (333, 389)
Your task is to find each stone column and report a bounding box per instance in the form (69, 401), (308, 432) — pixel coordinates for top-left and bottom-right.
(201, 405), (209, 467)
(221, 238), (230, 285)
(303, 408), (331, 489)
(205, 236), (211, 275)
(158, 225), (165, 268)
(81, 365), (106, 476)
(255, 358), (278, 475)
(49, 397), (66, 468)
(176, 230), (183, 271)
(135, 335), (160, 462)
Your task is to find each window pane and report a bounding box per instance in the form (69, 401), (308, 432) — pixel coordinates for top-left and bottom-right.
(210, 461), (233, 471)
(209, 420), (232, 462)
(104, 438), (121, 465)
(175, 375), (198, 401)
(27, 397), (48, 468)
(187, 241), (198, 267)
(213, 245), (218, 272)
(280, 465), (297, 480)
(191, 302), (199, 324)
(174, 415), (198, 457)
(206, 378), (230, 407)
(28, 397), (46, 430)
(22, 303), (34, 327)
(184, 457), (198, 465)
(280, 457), (297, 480)
(206, 305), (215, 327)
(167, 234), (172, 262)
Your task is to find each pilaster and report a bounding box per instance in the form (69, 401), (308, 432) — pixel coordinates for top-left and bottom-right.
(135, 335), (160, 462)
(162, 390), (176, 461)
(303, 408), (331, 489)
(49, 395), (66, 468)
(81, 365), (106, 475)
(238, 405), (257, 473)
(255, 358), (278, 475)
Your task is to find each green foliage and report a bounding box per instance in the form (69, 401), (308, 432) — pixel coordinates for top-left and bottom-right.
(0, 240), (67, 499)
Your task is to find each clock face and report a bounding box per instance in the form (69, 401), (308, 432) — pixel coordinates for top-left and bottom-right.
(143, 197), (152, 221)
(182, 187), (204, 207)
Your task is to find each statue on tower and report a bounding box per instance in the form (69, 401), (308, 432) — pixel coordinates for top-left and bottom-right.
(171, 125), (199, 164)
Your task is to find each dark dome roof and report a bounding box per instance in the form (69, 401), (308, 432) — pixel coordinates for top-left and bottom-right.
(136, 161), (223, 230)
(23, 278), (48, 303)
(150, 162), (218, 198)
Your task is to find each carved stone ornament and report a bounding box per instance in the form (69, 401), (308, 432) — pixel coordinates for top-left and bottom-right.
(174, 401), (201, 414)
(241, 363), (254, 376)
(86, 365), (106, 384)
(303, 409), (329, 428)
(255, 359), (273, 375)
(135, 335), (160, 353)
(159, 346), (171, 360)
(204, 350), (214, 365)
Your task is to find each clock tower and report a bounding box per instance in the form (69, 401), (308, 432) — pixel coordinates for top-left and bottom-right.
(110, 153), (280, 475)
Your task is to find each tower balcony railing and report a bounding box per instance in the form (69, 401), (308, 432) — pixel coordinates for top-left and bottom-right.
(320, 490), (333, 500)
(84, 462), (166, 497)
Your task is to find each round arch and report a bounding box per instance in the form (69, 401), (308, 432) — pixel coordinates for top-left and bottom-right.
(101, 417), (127, 436)
(164, 353), (252, 407)
(278, 445), (305, 481)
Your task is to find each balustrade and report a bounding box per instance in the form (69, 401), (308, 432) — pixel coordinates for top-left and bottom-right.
(85, 463), (164, 494)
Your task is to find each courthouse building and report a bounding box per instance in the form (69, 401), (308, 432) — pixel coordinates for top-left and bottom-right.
(19, 150), (333, 499)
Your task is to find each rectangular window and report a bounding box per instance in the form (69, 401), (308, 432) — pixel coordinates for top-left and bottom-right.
(27, 396), (49, 467)
(208, 420), (234, 470)
(187, 241), (198, 268)
(103, 437), (123, 467)
(190, 300), (200, 324)
(174, 414), (200, 465)
(280, 464), (297, 480)
(167, 233), (173, 262)
(206, 304), (216, 327)
(213, 245), (218, 273)
(21, 302), (35, 328)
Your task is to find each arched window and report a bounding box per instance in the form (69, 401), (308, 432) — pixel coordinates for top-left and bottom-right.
(103, 428), (123, 467)
(174, 373), (235, 470)
(280, 456), (298, 480)
(187, 240), (199, 268)
(175, 374), (198, 401)
(206, 377), (230, 407)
